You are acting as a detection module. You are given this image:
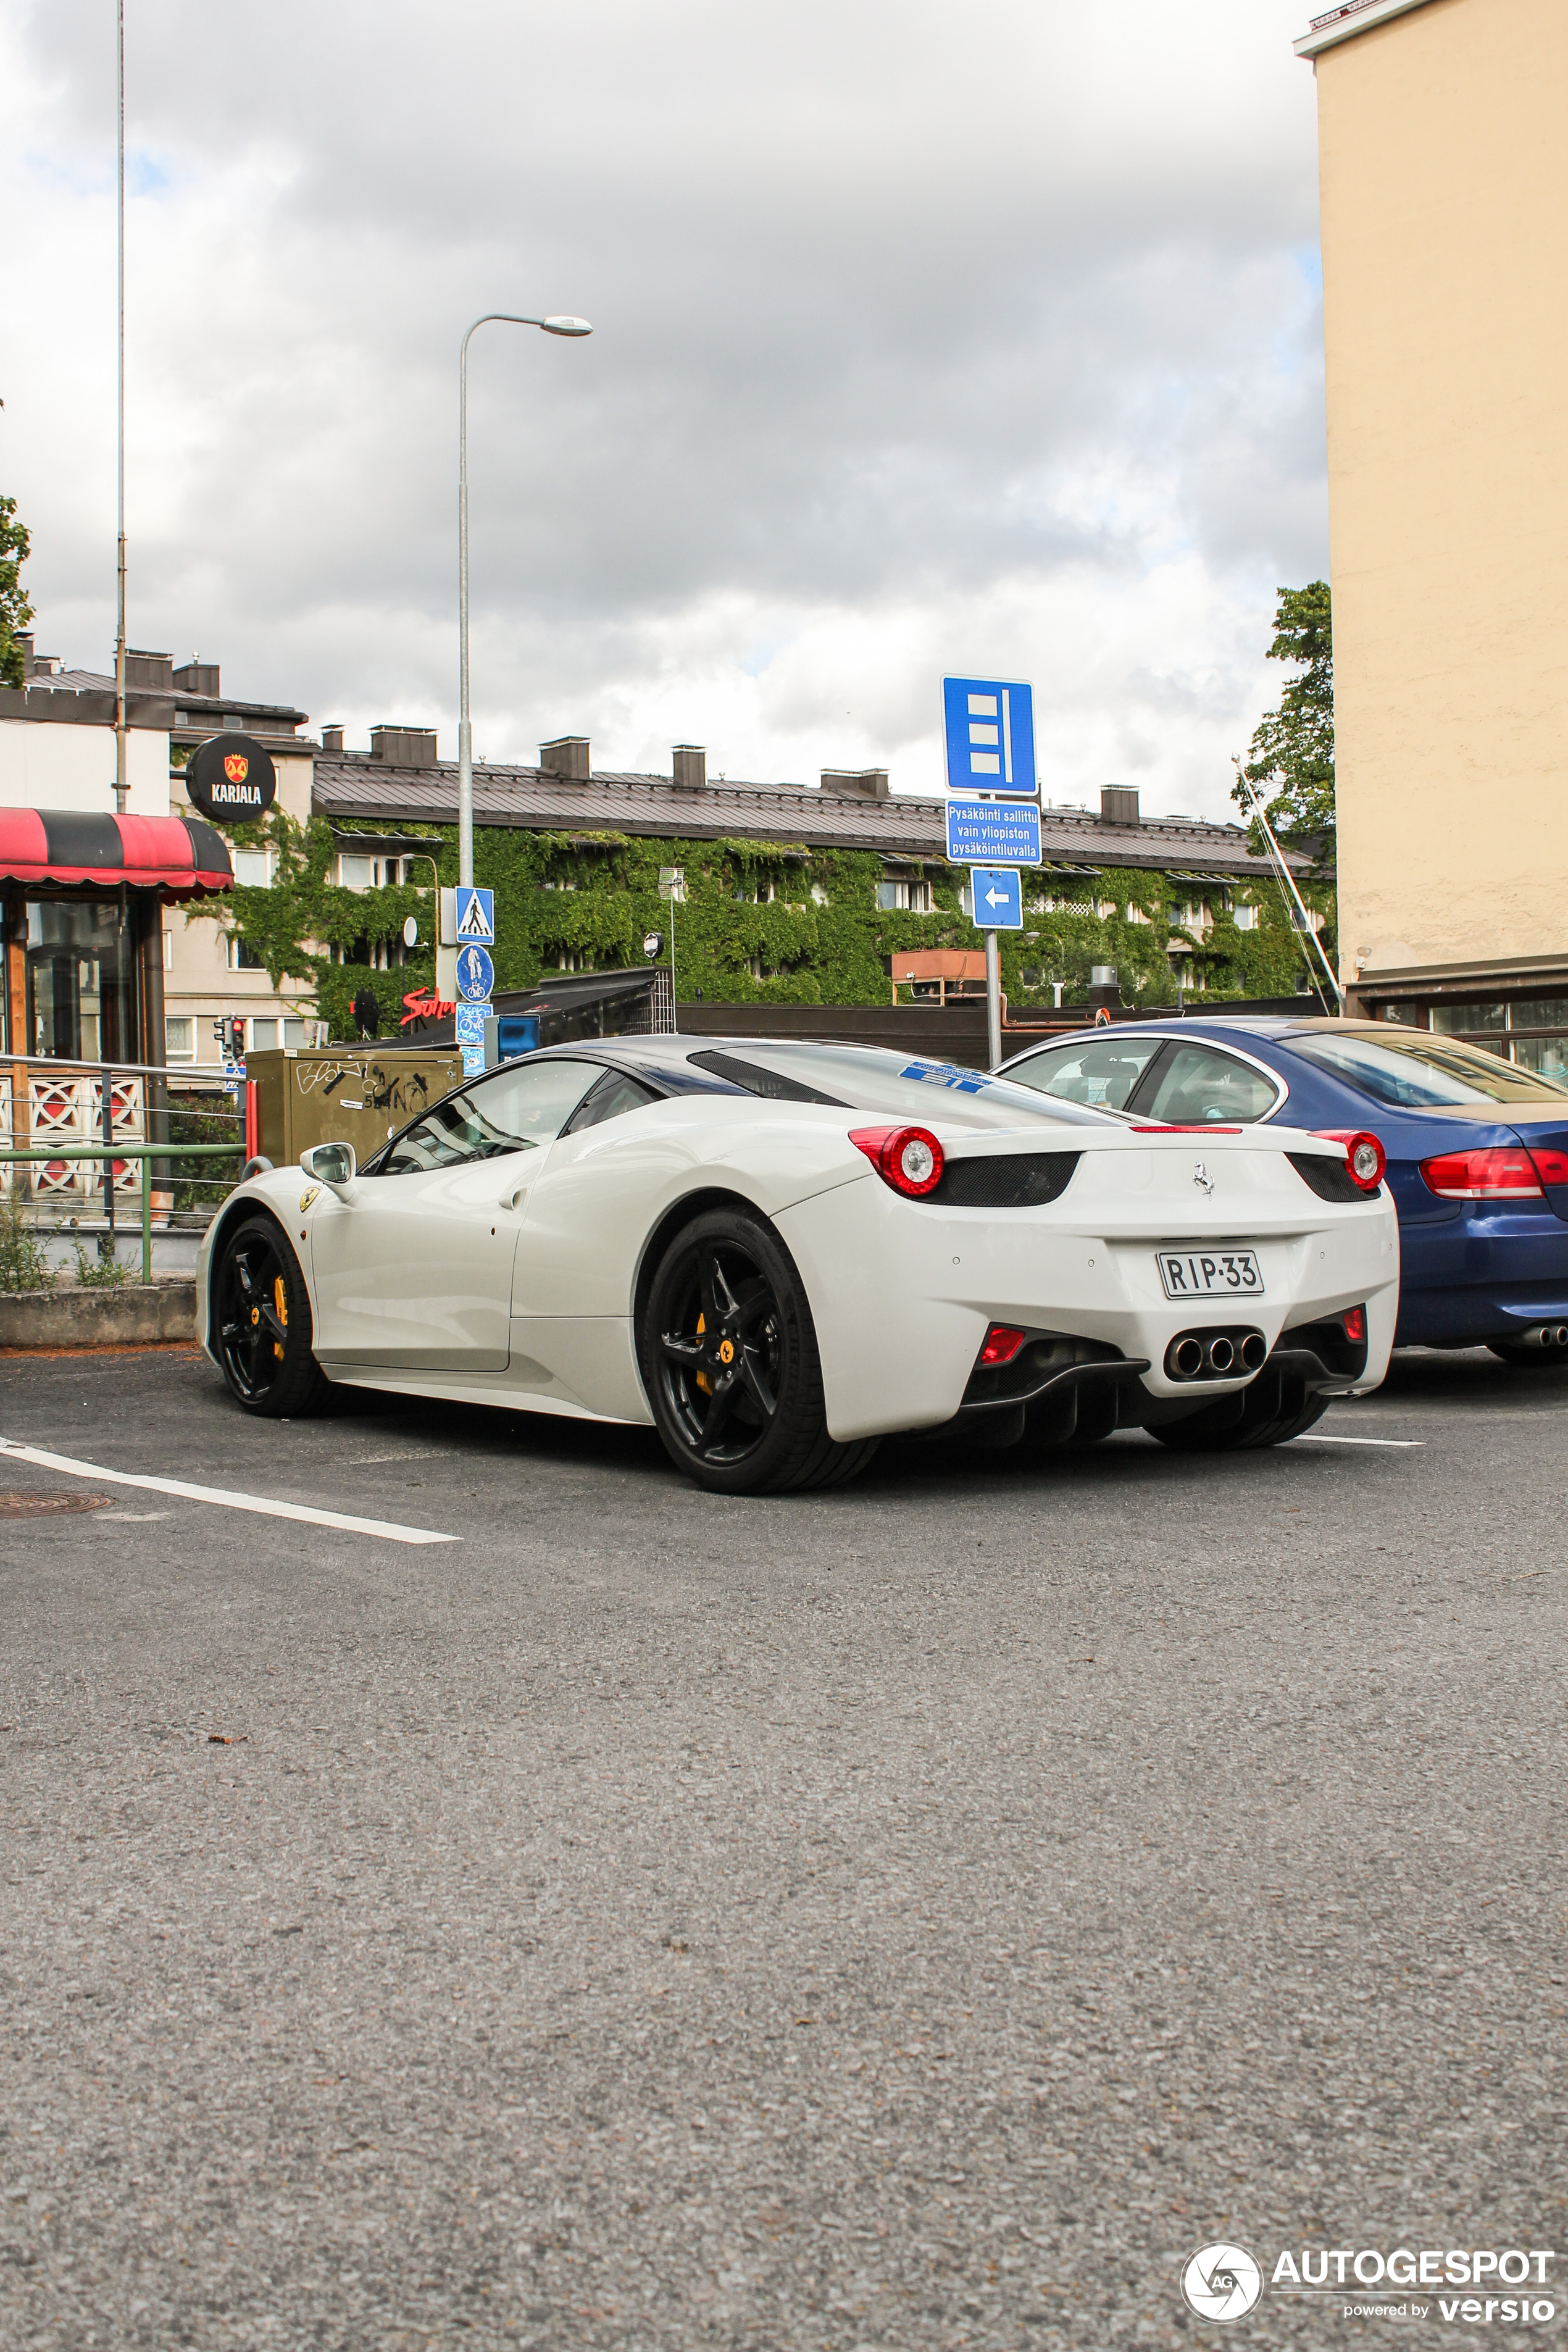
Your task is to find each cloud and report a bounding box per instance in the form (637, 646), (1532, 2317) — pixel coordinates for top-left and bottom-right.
(1, 0), (1326, 814)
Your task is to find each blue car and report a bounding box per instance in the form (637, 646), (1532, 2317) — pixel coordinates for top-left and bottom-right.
(1000, 1017), (1568, 1363)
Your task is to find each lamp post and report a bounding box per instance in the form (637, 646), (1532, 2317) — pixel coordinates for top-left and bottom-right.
(457, 311), (592, 888)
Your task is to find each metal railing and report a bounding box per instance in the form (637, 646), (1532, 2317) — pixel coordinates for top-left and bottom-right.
(0, 1143), (241, 1285)
(2, 1052), (245, 1236)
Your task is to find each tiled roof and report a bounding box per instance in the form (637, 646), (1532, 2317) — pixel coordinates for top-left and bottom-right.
(314, 756), (1312, 880)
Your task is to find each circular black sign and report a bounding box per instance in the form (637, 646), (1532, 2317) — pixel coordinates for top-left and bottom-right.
(185, 732), (277, 822)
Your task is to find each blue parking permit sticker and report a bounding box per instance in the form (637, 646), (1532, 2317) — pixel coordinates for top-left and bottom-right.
(900, 1060), (993, 1093)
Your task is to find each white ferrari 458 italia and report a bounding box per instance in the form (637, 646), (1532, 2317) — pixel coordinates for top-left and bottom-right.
(198, 1035), (1399, 1493)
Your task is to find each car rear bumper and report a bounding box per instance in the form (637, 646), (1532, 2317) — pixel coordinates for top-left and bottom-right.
(777, 1174), (1399, 1443)
(1395, 1214), (1568, 1345)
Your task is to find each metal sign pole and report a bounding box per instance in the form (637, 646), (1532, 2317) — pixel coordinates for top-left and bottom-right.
(113, 0), (127, 816)
(985, 931), (1001, 1070)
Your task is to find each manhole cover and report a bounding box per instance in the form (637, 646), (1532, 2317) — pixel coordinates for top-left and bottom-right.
(0, 1491), (114, 1518)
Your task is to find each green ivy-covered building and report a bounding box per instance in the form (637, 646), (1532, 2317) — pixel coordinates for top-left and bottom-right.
(210, 725), (1332, 1047)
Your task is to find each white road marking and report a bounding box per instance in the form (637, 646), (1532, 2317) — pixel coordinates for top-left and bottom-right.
(1288, 1433), (1424, 1448)
(0, 1438), (458, 1545)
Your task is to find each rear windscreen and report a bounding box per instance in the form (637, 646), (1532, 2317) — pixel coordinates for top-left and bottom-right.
(699, 1041), (1115, 1128)
(1290, 1030), (1568, 1109)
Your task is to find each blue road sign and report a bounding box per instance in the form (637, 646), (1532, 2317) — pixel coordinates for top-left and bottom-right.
(461, 1044), (486, 1077)
(943, 675), (1036, 796)
(454, 1000), (493, 1045)
(456, 943), (495, 1002)
(454, 885), (494, 943)
(970, 867), (1024, 930)
(945, 796), (1041, 867)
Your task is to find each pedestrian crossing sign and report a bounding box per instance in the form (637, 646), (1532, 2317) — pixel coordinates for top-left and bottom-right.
(455, 886), (494, 943)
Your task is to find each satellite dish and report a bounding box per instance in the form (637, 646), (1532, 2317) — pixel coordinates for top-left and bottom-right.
(403, 915), (419, 948)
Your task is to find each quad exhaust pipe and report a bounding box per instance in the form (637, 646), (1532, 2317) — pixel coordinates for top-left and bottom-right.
(1526, 1324), (1568, 1348)
(1166, 1327), (1269, 1382)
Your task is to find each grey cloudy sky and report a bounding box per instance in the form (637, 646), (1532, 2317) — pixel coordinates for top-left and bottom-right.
(1, 0), (1327, 817)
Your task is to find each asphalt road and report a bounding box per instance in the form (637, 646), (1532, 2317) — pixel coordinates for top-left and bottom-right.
(2, 1344), (1564, 2351)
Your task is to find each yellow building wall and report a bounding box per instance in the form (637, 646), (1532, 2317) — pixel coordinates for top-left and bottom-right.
(1314, 0), (1568, 983)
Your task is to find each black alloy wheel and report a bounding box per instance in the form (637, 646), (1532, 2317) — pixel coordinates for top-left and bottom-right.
(1148, 1366), (1328, 1453)
(215, 1216), (327, 1418)
(640, 1208), (878, 1495)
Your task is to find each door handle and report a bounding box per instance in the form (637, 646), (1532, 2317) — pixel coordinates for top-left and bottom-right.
(499, 1180), (528, 1212)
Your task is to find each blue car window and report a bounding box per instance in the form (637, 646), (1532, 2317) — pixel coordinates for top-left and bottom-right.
(1140, 1043), (1281, 1125)
(1290, 1030), (1568, 1109)
(1002, 1035), (1164, 1111)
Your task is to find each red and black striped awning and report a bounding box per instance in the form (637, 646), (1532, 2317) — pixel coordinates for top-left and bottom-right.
(0, 809), (233, 898)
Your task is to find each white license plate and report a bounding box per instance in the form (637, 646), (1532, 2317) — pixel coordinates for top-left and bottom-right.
(1157, 1248), (1265, 1301)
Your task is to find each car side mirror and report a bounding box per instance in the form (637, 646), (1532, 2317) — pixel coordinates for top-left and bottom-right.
(301, 1141), (357, 1199)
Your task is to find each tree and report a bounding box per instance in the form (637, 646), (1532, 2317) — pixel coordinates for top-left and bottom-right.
(1232, 580), (1333, 857)
(0, 493), (34, 690)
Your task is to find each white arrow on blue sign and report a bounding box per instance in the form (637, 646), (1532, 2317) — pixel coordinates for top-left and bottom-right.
(945, 797), (1041, 867)
(456, 942), (495, 1002)
(943, 675), (1036, 797)
(969, 867), (1024, 930)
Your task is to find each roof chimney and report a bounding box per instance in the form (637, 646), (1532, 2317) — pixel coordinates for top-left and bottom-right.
(1100, 785), (1140, 826)
(320, 725), (344, 754)
(173, 657), (220, 698)
(540, 735), (591, 782)
(672, 744), (707, 789)
(125, 648), (174, 693)
(821, 767), (890, 800)
(370, 725), (438, 765)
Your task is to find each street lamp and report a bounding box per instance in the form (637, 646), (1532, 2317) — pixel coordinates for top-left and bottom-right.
(457, 312), (593, 887)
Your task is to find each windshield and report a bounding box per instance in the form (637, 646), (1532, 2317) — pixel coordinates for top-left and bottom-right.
(703, 1040), (1116, 1128)
(1290, 1029), (1568, 1109)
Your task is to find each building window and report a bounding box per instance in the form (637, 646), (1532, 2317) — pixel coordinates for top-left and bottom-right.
(165, 1016), (194, 1062)
(162, 927), (173, 967)
(25, 899), (141, 1061)
(1233, 903), (1258, 932)
(810, 884), (828, 907)
(227, 936), (266, 970)
(338, 853), (373, 890)
(283, 1017), (306, 1049)
(877, 878), (933, 913)
(233, 849), (272, 887)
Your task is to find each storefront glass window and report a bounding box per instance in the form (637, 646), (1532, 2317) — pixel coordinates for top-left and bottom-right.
(1430, 1003), (1506, 1032)
(1512, 1035), (1568, 1083)
(25, 900), (140, 1062)
(1509, 999), (1568, 1031)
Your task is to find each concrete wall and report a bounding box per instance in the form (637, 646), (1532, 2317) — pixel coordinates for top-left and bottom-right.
(1314, 0), (1568, 982)
(0, 720), (171, 817)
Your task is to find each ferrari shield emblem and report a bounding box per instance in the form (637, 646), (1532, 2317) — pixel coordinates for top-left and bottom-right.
(299, 1185), (320, 1212)
(223, 751), (250, 785)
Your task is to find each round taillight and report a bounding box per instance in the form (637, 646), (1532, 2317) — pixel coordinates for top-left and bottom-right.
(883, 1125), (943, 1196)
(893, 1130), (940, 1190)
(1317, 1128), (1386, 1191)
(849, 1124), (945, 1196)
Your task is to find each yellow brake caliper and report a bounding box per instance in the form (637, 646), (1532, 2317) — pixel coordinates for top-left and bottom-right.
(273, 1275), (288, 1359)
(694, 1311), (711, 1393)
